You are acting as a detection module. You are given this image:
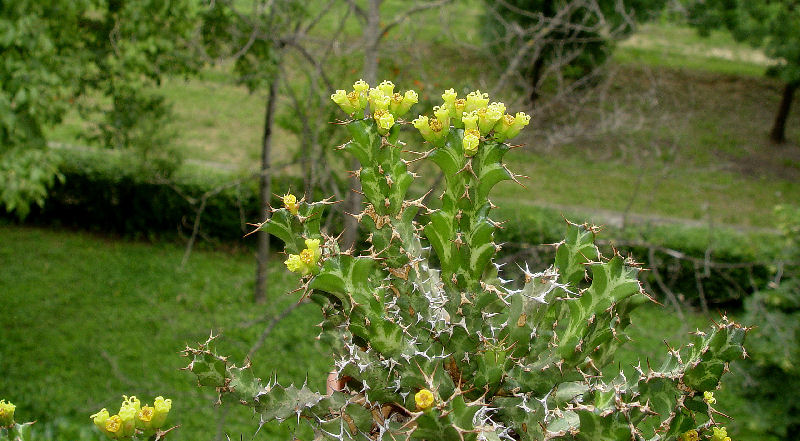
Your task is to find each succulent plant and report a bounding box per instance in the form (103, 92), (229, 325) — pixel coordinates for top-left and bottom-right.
(184, 80), (747, 441)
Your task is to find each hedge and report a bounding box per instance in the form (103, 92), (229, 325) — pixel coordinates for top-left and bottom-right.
(3, 146), (785, 307)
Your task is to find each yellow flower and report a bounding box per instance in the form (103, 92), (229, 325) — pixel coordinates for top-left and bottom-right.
(282, 193), (299, 215)
(105, 415), (124, 438)
(285, 254), (304, 273)
(680, 430), (699, 441)
(90, 408), (115, 438)
(151, 396), (172, 429)
(711, 427), (731, 441)
(136, 405), (154, 430)
(493, 111), (530, 142)
(0, 399), (15, 427)
(414, 389), (435, 410)
(703, 390), (716, 404)
(285, 239), (322, 276)
(479, 102), (505, 135)
(375, 110), (395, 135)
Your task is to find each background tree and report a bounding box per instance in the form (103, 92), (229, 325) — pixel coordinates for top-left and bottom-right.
(687, 0), (800, 143)
(0, 0), (200, 218)
(484, 0), (666, 103)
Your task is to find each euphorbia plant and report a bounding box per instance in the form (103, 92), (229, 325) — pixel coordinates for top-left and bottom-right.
(184, 80), (747, 440)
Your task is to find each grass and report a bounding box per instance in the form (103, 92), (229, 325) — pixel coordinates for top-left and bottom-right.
(0, 226), (764, 440)
(46, 15), (800, 230)
(0, 225), (329, 441)
(616, 22), (771, 77)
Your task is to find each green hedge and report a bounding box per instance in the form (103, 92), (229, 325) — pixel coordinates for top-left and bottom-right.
(3, 147), (782, 307)
(4, 147), (305, 243)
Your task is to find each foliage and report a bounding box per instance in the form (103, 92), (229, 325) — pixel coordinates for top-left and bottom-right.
(737, 205), (800, 440)
(184, 80), (747, 440)
(0, 0), (200, 217)
(8, 147), (305, 241)
(686, 0), (800, 141)
(481, 0), (666, 99)
(687, 0), (800, 85)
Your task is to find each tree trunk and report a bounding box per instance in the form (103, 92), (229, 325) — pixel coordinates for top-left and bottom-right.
(254, 75), (280, 304)
(770, 81), (798, 144)
(342, 0), (382, 250)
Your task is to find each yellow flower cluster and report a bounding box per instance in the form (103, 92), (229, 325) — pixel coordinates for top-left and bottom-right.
(284, 238), (322, 276)
(331, 80), (418, 136)
(413, 88), (531, 156)
(414, 389), (435, 410)
(703, 390), (716, 404)
(91, 395), (172, 439)
(0, 399), (15, 427)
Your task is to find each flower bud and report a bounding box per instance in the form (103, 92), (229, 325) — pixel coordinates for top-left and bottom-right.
(432, 106), (450, 137)
(283, 193), (299, 215)
(461, 111), (479, 133)
(464, 90), (489, 113)
(331, 90), (357, 114)
(451, 98), (467, 127)
(370, 93), (390, 113)
(121, 396), (141, 414)
(377, 80), (395, 97)
(150, 397), (172, 429)
(703, 391), (716, 404)
(413, 116), (435, 143)
(392, 90), (418, 117)
(352, 79), (369, 94)
(441, 88), (457, 109)
(0, 400), (15, 427)
(90, 408), (113, 437)
(679, 430), (699, 441)
(353, 80), (369, 110)
(414, 389), (435, 410)
(118, 406), (136, 437)
(503, 111), (530, 140)
(463, 129), (480, 157)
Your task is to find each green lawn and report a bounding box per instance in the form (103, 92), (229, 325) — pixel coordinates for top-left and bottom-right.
(0, 226), (329, 440)
(0, 226), (761, 440)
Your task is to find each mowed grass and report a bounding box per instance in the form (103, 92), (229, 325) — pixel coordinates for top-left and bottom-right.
(0, 226), (329, 440)
(0, 226), (761, 440)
